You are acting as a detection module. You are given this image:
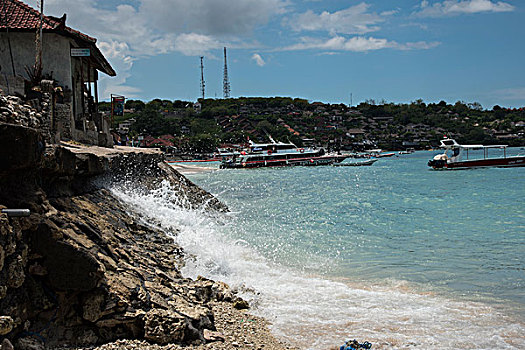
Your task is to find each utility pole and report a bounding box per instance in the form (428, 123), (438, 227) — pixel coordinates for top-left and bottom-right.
(223, 47), (230, 99)
(36, 0), (44, 75)
(200, 56), (205, 100)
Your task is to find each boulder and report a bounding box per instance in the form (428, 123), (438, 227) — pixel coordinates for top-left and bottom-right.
(0, 316), (14, 335)
(143, 309), (186, 344)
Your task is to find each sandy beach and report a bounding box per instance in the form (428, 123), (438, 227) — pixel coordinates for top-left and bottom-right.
(167, 162), (219, 175)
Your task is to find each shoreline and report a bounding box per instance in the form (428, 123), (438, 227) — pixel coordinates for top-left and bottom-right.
(167, 162), (219, 175)
(1, 121), (294, 349)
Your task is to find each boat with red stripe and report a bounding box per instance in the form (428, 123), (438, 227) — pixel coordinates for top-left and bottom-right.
(220, 137), (347, 169)
(428, 137), (525, 169)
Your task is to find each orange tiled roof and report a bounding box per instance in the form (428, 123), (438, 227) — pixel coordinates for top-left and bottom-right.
(0, 0), (116, 76)
(0, 0), (96, 42)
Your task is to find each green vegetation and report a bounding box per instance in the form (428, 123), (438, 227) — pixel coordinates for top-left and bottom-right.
(102, 97), (525, 152)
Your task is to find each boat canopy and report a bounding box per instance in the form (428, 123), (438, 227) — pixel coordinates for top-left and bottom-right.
(248, 139), (297, 152)
(439, 138), (507, 149)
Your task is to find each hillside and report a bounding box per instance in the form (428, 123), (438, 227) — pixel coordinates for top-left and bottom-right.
(103, 97), (525, 153)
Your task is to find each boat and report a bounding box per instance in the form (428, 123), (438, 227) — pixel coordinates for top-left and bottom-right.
(219, 138), (347, 169)
(366, 149), (396, 158)
(332, 159), (378, 167)
(428, 138), (525, 169)
(375, 152), (396, 158)
(398, 148), (415, 155)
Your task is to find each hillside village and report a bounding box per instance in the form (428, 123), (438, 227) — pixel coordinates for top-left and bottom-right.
(102, 97), (525, 157)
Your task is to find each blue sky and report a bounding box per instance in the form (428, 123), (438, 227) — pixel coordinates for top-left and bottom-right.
(41, 0), (524, 108)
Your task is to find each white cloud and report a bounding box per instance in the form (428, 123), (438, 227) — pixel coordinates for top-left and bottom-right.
(281, 36), (439, 52)
(414, 0), (514, 17)
(251, 53), (266, 66)
(44, 0), (287, 96)
(286, 3), (385, 35)
(493, 87), (525, 101)
(173, 34), (224, 56)
(139, 0), (289, 37)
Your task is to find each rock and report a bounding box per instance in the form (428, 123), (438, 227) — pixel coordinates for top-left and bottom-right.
(6, 255), (25, 289)
(1, 338), (14, 350)
(233, 298), (250, 310)
(0, 246), (4, 271)
(13, 337), (44, 350)
(0, 107), (236, 348)
(0, 316), (14, 335)
(143, 309), (186, 344)
(82, 290), (106, 322)
(28, 262), (47, 276)
(203, 329), (225, 342)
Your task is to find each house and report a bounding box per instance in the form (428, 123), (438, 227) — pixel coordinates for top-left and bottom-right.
(0, 0), (116, 146)
(117, 118), (135, 134)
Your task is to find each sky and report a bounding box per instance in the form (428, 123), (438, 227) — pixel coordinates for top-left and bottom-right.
(38, 0), (525, 108)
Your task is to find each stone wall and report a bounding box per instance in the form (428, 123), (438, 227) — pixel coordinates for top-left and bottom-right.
(55, 103), (73, 141)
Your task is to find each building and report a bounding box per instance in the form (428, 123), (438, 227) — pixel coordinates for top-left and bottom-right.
(0, 0), (116, 146)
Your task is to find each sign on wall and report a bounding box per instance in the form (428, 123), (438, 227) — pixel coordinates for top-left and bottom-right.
(71, 48), (91, 57)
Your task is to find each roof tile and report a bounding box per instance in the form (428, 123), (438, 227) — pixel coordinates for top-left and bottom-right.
(0, 0), (96, 42)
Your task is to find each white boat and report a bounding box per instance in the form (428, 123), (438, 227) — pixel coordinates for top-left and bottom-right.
(366, 149), (395, 158)
(220, 138), (347, 169)
(398, 148), (415, 155)
(428, 138), (525, 169)
(332, 158), (378, 166)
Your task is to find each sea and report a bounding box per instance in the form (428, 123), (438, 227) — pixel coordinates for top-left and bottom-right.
(111, 149), (525, 349)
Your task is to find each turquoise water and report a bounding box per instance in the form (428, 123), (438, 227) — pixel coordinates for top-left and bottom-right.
(113, 150), (525, 349)
(191, 151), (525, 311)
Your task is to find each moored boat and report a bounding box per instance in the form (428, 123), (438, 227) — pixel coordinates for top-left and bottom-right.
(366, 149), (396, 158)
(332, 158), (378, 166)
(428, 138), (525, 169)
(398, 148), (415, 155)
(220, 138), (347, 169)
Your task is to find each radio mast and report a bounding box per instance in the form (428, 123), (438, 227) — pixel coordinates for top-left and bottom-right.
(223, 47), (230, 98)
(199, 56), (205, 99)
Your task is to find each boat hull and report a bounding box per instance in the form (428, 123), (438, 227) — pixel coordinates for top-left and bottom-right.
(333, 159), (378, 166)
(220, 155), (347, 169)
(429, 156), (525, 169)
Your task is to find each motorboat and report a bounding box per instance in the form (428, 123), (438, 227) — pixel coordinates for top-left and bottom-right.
(332, 158), (378, 166)
(428, 138), (525, 169)
(398, 148), (415, 155)
(366, 149), (395, 158)
(220, 138), (347, 169)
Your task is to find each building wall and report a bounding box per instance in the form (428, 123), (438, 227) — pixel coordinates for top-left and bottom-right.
(0, 32), (73, 89)
(0, 32), (112, 147)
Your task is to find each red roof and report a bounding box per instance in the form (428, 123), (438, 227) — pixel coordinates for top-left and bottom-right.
(159, 134), (175, 140)
(0, 0), (96, 42)
(0, 0), (115, 76)
(147, 139), (174, 147)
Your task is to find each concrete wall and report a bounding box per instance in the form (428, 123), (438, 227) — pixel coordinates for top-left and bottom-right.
(0, 32), (73, 89)
(0, 32), (113, 147)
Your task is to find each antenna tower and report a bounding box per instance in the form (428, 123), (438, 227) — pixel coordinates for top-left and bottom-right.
(200, 56), (205, 99)
(223, 47), (230, 98)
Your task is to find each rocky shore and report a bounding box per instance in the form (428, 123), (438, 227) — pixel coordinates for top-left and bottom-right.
(0, 94), (295, 349)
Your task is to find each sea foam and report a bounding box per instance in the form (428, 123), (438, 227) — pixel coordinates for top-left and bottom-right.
(111, 181), (525, 350)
